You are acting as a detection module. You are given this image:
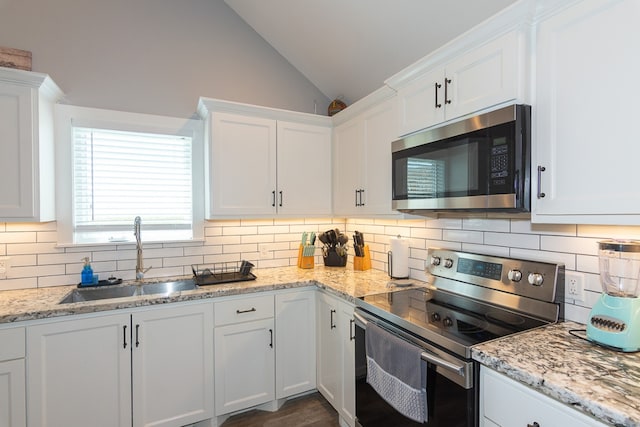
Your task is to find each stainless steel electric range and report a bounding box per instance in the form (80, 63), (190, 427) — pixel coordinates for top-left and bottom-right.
(353, 248), (565, 427)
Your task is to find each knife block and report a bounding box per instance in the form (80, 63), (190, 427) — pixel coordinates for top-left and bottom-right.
(323, 248), (347, 267)
(297, 245), (314, 269)
(353, 245), (372, 271)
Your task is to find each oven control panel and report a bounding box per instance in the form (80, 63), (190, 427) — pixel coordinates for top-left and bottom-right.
(426, 248), (564, 303)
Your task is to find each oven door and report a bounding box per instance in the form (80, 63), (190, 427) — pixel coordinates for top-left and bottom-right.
(354, 310), (478, 427)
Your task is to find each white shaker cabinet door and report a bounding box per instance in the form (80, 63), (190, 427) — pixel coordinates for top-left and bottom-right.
(481, 366), (607, 427)
(214, 318), (275, 415)
(276, 121), (332, 216)
(0, 359), (26, 427)
(275, 289), (316, 399)
(132, 303), (214, 427)
(333, 118), (365, 216)
(27, 313), (132, 427)
(533, 0), (640, 224)
(209, 112), (277, 216)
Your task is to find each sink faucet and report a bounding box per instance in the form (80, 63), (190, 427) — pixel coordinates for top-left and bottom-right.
(134, 216), (152, 280)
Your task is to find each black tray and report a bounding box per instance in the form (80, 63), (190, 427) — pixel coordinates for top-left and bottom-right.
(194, 271), (257, 286)
(77, 278), (123, 288)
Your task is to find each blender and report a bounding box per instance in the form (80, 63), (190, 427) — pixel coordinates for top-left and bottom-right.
(586, 240), (640, 352)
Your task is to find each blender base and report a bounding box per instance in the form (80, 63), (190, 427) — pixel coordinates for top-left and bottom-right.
(586, 293), (640, 352)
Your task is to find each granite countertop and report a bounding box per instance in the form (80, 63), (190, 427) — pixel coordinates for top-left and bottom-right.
(473, 321), (640, 427)
(0, 266), (420, 324)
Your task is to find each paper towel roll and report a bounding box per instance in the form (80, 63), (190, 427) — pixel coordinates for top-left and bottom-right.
(389, 236), (409, 278)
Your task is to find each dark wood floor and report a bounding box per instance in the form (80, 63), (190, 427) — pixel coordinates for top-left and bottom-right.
(220, 392), (340, 427)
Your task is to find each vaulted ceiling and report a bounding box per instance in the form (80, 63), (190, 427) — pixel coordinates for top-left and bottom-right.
(224, 0), (519, 106)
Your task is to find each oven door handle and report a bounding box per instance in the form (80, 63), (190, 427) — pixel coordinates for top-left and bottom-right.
(420, 351), (465, 377)
(353, 311), (467, 378)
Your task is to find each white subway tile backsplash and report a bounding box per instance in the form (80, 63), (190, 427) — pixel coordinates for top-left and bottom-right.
(0, 232), (37, 244)
(461, 244), (510, 258)
(484, 232), (539, 249)
(463, 218), (510, 232)
(7, 242), (61, 255)
(577, 224), (640, 239)
(6, 222), (56, 232)
(510, 219), (576, 236)
(442, 229), (483, 244)
(541, 235), (600, 255)
(0, 216), (632, 325)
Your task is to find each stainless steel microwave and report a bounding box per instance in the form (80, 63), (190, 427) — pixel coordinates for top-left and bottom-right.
(392, 104), (531, 213)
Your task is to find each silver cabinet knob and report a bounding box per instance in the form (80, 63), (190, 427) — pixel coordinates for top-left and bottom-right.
(508, 269), (522, 282)
(528, 273), (544, 286)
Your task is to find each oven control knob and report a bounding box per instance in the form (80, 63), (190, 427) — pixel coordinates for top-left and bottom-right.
(444, 258), (454, 269)
(431, 313), (441, 322)
(508, 269), (523, 282)
(443, 317), (453, 327)
(528, 272), (544, 286)
(431, 256), (441, 266)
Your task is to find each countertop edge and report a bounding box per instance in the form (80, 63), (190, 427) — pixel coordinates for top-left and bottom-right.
(472, 322), (638, 427)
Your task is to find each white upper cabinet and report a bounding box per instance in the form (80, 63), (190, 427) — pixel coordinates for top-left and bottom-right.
(198, 98), (332, 218)
(333, 92), (399, 216)
(0, 68), (63, 222)
(393, 30), (523, 137)
(532, 0), (640, 224)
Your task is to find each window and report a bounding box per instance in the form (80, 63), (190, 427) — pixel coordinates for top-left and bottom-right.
(55, 105), (204, 245)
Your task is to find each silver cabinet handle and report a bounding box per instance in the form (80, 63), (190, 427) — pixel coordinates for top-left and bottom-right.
(537, 166), (546, 198)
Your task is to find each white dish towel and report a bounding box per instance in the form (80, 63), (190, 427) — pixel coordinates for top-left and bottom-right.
(365, 321), (428, 423)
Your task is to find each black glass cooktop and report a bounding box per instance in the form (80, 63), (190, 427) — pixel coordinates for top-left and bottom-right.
(356, 287), (547, 357)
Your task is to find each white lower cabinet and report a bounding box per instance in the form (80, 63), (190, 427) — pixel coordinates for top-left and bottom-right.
(317, 291), (355, 427)
(27, 302), (214, 427)
(0, 327), (26, 427)
(480, 366), (607, 427)
(214, 290), (317, 418)
(214, 294), (275, 416)
(275, 289), (316, 399)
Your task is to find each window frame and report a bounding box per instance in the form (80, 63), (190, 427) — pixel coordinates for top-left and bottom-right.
(55, 104), (204, 246)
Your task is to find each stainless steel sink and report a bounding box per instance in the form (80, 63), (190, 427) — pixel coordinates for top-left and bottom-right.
(137, 280), (197, 296)
(59, 280), (198, 304)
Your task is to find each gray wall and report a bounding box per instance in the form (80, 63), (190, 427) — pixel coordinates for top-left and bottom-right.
(0, 0), (330, 118)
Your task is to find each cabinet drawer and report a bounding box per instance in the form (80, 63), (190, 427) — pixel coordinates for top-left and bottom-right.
(215, 294), (274, 326)
(0, 327), (25, 361)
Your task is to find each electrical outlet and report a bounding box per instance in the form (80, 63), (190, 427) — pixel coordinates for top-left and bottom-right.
(0, 257), (10, 279)
(566, 271), (585, 303)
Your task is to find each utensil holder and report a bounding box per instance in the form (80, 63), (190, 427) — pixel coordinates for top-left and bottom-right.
(323, 248), (347, 267)
(354, 245), (371, 271)
(297, 245), (315, 269)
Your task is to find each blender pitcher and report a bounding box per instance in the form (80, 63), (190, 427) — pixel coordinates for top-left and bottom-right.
(598, 240), (640, 298)
(587, 239), (640, 352)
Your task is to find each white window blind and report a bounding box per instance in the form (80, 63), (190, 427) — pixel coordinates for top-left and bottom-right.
(72, 126), (193, 243)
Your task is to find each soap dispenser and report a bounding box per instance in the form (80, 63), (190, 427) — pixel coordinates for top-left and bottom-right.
(81, 257), (94, 286)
